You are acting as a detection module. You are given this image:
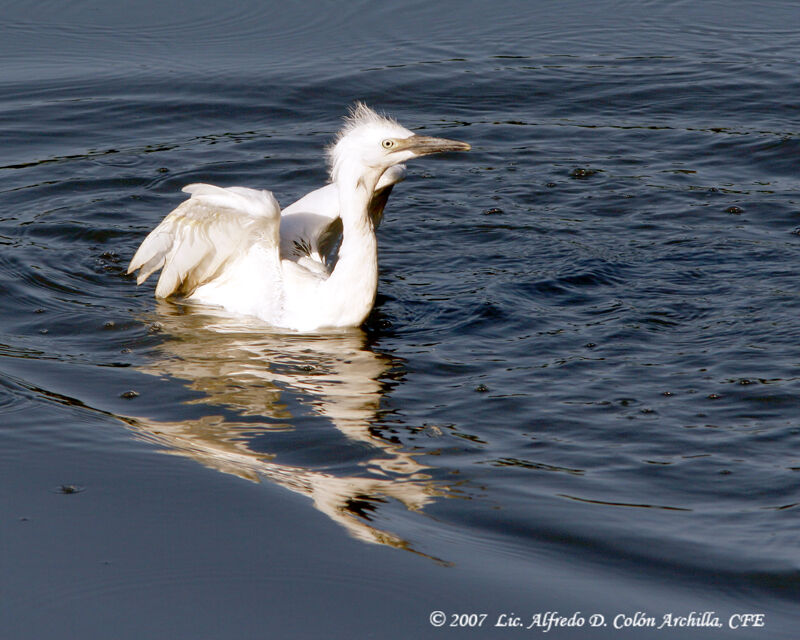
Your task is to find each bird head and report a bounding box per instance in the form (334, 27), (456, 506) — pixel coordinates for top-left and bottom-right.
(328, 102), (470, 183)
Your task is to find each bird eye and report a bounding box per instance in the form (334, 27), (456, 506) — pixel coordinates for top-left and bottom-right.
(381, 139), (395, 149)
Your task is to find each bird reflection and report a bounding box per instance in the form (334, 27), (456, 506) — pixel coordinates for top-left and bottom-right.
(125, 301), (448, 561)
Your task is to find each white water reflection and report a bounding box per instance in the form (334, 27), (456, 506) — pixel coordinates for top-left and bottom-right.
(127, 302), (448, 559)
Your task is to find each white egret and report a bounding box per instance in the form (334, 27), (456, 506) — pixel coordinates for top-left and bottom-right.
(128, 103), (470, 331)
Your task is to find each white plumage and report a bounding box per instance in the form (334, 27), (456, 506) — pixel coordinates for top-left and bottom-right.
(278, 164), (407, 275)
(128, 103), (470, 331)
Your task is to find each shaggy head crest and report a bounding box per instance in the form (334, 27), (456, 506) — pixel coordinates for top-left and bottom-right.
(327, 102), (410, 181)
(336, 102), (399, 141)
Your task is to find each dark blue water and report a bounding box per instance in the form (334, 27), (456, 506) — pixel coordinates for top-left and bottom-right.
(2, 1), (798, 638)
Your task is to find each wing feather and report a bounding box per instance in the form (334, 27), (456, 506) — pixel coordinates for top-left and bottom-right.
(279, 164), (406, 265)
(128, 184), (280, 298)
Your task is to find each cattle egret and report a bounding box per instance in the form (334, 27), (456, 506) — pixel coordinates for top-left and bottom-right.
(128, 103), (470, 331)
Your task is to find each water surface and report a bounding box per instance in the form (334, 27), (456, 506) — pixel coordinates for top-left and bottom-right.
(1, 1), (798, 638)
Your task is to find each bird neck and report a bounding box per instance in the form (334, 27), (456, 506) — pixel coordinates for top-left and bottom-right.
(319, 162), (383, 327)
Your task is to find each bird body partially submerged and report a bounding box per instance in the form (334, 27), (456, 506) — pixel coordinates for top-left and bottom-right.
(128, 103), (469, 331)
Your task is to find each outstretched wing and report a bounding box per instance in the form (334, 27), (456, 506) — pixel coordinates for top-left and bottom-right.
(279, 164), (406, 266)
(128, 183), (281, 298)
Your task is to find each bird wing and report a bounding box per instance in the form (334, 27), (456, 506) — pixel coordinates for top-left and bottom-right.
(365, 164), (405, 231)
(128, 183), (281, 298)
(279, 164), (406, 265)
